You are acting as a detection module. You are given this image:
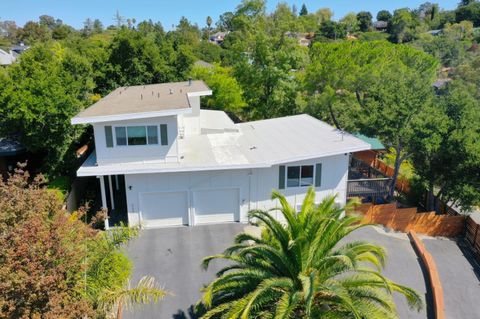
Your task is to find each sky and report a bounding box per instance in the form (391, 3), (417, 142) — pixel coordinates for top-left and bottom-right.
(0, 0), (459, 30)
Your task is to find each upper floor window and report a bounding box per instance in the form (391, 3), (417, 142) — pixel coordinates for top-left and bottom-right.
(114, 125), (159, 146)
(287, 165), (314, 187)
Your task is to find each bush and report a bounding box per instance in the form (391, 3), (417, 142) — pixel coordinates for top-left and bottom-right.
(0, 167), (137, 317)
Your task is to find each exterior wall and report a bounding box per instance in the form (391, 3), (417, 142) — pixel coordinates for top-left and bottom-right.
(178, 96), (201, 136)
(124, 153), (349, 226)
(252, 155), (349, 220)
(93, 116), (179, 165)
(125, 168), (252, 226)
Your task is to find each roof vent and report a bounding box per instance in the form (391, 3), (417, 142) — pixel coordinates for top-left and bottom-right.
(188, 77), (192, 86)
(169, 89), (173, 95)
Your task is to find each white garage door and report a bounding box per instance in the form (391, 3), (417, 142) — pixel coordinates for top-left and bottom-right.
(140, 191), (189, 228)
(193, 188), (239, 225)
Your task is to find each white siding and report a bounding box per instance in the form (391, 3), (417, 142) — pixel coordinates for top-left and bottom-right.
(124, 153), (349, 227)
(93, 116), (179, 165)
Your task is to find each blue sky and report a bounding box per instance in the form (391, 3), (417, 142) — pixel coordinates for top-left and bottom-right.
(1, 0), (459, 30)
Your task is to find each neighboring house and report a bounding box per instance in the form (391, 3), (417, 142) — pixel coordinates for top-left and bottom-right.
(373, 21), (388, 32)
(0, 49), (16, 66)
(194, 60), (214, 69)
(209, 31), (229, 45)
(284, 31), (313, 47)
(10, 43), (30, 57)
(427, 29), (443, 36)
(71, 81), (370, 228)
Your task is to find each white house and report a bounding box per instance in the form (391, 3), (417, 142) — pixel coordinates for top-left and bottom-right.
(0, 49), (16, 66)
(72, 81), (370, 228)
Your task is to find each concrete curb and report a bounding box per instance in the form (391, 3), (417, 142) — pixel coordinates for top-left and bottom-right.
(408, 230), (445, 319)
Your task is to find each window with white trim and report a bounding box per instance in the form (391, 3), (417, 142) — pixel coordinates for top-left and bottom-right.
(114, 125), (159, 146)
(287, 165), (314, 188)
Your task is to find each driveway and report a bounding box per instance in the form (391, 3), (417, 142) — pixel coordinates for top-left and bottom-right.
(422, 237), (480, 319)
(344, 227), (431, 319)
(125, 224), (430, 319)
(124, 224), (245, 319)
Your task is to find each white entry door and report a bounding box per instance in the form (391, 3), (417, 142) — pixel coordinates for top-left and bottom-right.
(193, 188), (239, 225)
(139, 191), (189, 228)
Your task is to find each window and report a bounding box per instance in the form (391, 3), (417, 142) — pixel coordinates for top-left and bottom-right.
(287, 165), (314, 188)
(115, 127), (127, 146)
(287, 166), (300, 187)
(301, 165), (314, 186)
(114, 125), (160, 146)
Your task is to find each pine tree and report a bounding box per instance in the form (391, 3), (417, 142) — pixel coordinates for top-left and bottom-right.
(299, 3), (308, 16)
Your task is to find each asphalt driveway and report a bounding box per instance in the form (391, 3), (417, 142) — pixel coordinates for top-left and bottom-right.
(124, 224), (430, 319)
(124, 224), (245, 319)
(422, 236), (480, 319)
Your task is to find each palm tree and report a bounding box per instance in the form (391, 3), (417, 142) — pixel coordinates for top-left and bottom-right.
(199, 188), (423, 318)
(85, 225), (168, 318)
(98, 276), (168, 319)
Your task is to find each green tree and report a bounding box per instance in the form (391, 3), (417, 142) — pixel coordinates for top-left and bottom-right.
(305, 41), (438, 198)
(340, 12), (359, 33)
(299, 3), (308, 16)
(377, 10), (393, 22)
(316, 20), (347, 40)
(199, 189), (423, 318)
(411, 81), (480, 211)
(456, 1), (480, 25)
(315, 8), (333, 24)
(388, 8), (419, 43)
(233, 33), (307, 119)
(93, 19), (104, 33)
(0, 43), (94, 175)
(18, 21), (51, 44)
(97, 28), (175, 93)
(357, 11), (373, 31)
(190, 64), (246, 114)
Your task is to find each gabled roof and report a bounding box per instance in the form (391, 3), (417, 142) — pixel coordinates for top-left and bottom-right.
(71, 81), (212, 124)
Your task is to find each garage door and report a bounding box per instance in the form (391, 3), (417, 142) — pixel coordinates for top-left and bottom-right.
(140, 191), (189, 228)
(193, 188), (239, 225)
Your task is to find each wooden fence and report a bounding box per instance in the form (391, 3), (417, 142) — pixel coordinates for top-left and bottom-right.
(353, 154), (461, 215)
(350, 203), (465, 237)
(465, 214), (480, 263)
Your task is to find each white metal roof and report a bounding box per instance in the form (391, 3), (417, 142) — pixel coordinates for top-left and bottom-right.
(77, 112), (371, 176)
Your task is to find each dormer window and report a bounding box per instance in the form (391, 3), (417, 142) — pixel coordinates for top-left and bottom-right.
(112, 125), (164, 146)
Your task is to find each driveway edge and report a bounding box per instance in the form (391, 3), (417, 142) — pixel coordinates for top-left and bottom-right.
(408, 230), (445, 319)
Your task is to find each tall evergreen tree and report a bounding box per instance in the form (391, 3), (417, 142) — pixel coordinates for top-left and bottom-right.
(299, 3), (308, 16)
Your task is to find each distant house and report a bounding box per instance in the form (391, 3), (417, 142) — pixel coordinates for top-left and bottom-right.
(209, 31), (229, 45)
(427, 29), (443, 36)
(194, 60), (214, 69)
(0, 49), (16, 66)
(284, 31), (312, 46)
(433, 78), (452, 92)
(10, 43), (30, 57)
(71, 80), (371, 228)
(373, 21), (388, 31)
